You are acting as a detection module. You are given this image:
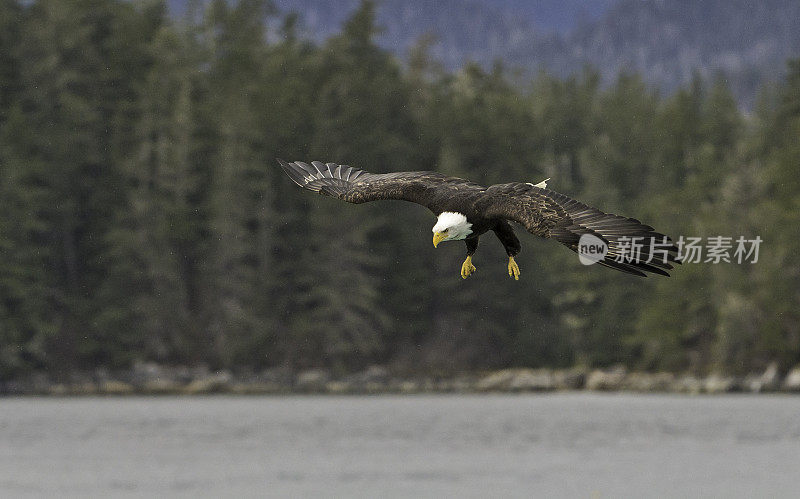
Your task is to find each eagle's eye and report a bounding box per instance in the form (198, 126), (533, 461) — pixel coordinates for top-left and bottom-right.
(443, 228), (449, 233)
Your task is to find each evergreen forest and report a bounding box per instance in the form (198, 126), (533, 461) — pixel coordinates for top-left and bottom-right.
(1, 0), (799, 381)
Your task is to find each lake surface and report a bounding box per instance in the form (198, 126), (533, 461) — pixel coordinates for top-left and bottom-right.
(1, 394), (799, 498)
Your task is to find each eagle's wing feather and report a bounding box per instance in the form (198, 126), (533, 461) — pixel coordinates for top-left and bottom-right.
(479, 182), (680, 276)
(279, 159), (679, 277)
(278, 159), (481, 209)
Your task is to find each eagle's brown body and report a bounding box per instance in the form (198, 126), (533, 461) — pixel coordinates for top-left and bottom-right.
(278, 159), (680, 277)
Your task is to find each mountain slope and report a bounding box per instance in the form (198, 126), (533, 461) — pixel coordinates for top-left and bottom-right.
(169, 0), (800, 106)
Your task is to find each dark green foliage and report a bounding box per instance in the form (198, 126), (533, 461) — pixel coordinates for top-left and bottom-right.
(0, 0), (797, 378)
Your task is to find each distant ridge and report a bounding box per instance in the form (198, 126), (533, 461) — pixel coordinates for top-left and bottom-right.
(169, 0), (800, 107)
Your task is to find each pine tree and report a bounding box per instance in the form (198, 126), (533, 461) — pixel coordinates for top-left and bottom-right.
(0, 0), (159, 374)
(283, 0), (421, 370)
(198, 0), (278, 368)
(98, 16), (209, 366)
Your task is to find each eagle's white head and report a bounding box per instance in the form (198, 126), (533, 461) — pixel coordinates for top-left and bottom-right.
(432, 212), (473, 247)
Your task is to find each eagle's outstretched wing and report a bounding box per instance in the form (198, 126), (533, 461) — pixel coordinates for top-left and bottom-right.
(277, 159), (481, 208)
(479, 182), (680, 277)
(279, 160), (679, 277)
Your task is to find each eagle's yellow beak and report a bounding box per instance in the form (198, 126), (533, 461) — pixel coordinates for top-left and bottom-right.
(433, 231), (447, 248)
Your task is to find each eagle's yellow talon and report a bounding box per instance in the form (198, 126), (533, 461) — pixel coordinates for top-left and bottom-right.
(461, 255), (477, 279)
(508, 256), (520, 280)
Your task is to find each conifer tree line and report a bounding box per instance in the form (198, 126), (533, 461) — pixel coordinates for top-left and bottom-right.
(0, 0), (798, 379)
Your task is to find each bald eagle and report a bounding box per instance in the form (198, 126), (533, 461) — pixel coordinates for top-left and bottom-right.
(278, 159), (680, 279)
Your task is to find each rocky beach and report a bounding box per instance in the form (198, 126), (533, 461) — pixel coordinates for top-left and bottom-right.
(4, 362), (800, 396)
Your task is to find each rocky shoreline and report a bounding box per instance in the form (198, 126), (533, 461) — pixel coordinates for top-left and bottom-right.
(4, 362), (800, 396)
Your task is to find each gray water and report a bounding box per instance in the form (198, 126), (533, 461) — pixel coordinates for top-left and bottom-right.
(1, 394), (799, 498)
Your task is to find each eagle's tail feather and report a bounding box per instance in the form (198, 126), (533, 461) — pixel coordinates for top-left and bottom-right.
(277, 159), (363, 197)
